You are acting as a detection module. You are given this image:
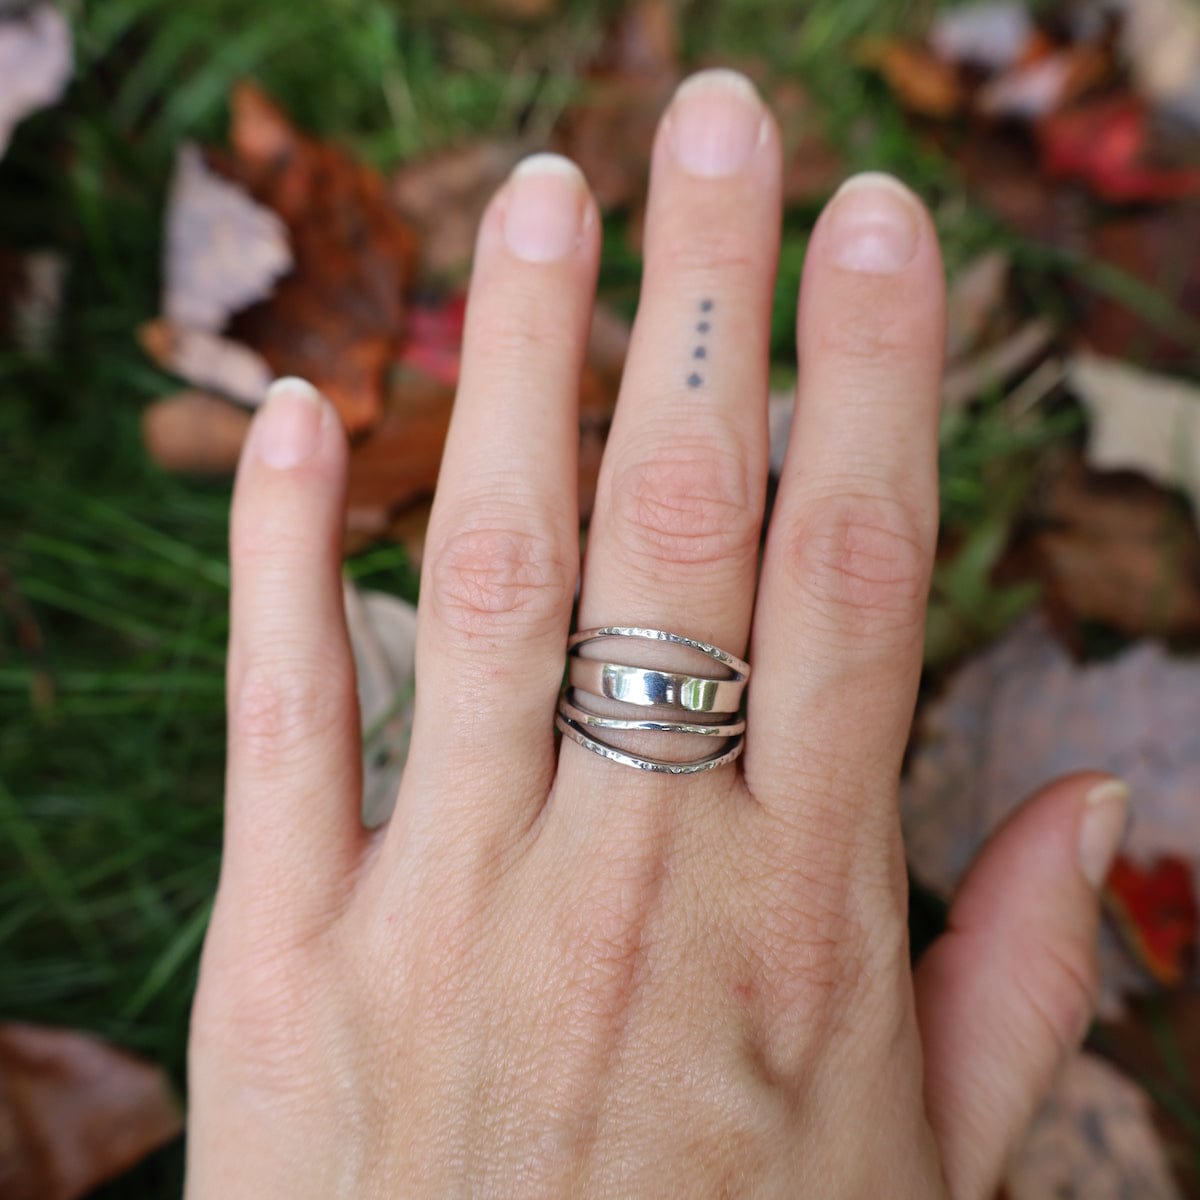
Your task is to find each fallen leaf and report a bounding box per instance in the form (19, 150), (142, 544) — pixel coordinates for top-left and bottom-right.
(344, 582), (417, 829)
(0, 246), (64, 356)
(901, 610), (1200, 1014)
(1105, 855), (1198, 986)
(978, 43), (1112, 119)
(139, 320), (273, 407)
(162, 144), (292, 332)
(857, 38), (965, 119)
(1038, 96), (1200, 202)
(945, 249), (1012, 361)
(0, 1022), (181, 1200)
(1068, 352), (1200, 529)
(1004, 1052), (1183, 1200)
(391, 140), (527, 280)
(0, 4), (71, 158)
(1119, 0), (1200, 127)
(142, 390), (252, 474)
(1009, 450), (1200, 642)
(940, 318), (1055, 410)
(929, 2), (1034, 72)
(218, 82), (418, 431)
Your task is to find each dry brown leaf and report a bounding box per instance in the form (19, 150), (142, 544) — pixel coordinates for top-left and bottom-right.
(1004, 1052), (1182, 1200)
(1010, 451), (1200, 642)
(142, 390), (252, 474)
(163, 143), (292, 331)
(0, 4), (71, 157)
(1119, 0), (1200, 126)
(0, 1022), (181, 1200)
(857, 38), (965, 119)
(218, 82), (418, 431)
(344, 582), (417, 828)
(978, 42), (1113, 118)
(391, 140), (527, 280)
(1069, 352), (1200, 528)
(901, 610), (1200, 1014)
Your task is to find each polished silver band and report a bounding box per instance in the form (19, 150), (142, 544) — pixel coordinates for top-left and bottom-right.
(567, 658), (746, 713)
(558, 626), (749, 774)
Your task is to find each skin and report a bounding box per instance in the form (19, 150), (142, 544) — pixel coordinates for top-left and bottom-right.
(187, 70), (1119, 1198)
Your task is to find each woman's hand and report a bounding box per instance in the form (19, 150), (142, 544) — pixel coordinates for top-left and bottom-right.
(186, 69), (1127, 1198)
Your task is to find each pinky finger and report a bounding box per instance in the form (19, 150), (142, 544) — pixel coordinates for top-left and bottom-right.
(223, 378), (363, 924)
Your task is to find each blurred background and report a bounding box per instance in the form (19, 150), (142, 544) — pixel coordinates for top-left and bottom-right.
(2, 0), (1199, 1196)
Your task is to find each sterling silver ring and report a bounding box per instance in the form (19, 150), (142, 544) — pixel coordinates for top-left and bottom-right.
(557, 626), (749, 775)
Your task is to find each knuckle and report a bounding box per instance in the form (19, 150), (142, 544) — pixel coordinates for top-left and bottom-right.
(612, 446), (758, 571)
(230, 654), (352, 774)
(427, 523), (573, 645)
(785, 491), (930, 635)
(655, 220), (760, 278)
(471, 299), (573, 368)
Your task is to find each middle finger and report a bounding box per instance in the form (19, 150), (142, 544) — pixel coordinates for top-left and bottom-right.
(566, 71), (780, 773)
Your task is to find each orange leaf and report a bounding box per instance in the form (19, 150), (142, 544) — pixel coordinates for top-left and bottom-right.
(857, 38), (965, 119)
(1105, 854), (1198, 987)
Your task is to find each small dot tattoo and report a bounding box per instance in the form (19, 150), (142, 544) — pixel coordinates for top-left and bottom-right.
(686, 299), (714, 388)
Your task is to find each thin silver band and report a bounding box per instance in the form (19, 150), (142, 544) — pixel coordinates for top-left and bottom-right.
(567, 658), (746, 714)
(559, 689), (746, 737)
(568, 627), (749, 679)
(555, 712), (745, 775)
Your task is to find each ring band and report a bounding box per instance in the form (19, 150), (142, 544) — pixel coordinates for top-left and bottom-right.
(559, 689), (746, 737)
(558, 626), (750, 774)
(567, 658), (746, 713)
(555, 712), (745, 775)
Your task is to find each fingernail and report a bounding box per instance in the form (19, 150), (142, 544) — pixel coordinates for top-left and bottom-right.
(256, 377), (324, 470)
(503, 154), (587, 264)
(824, 172), (922, 274)
(1078, 778), (1131, 890)
(668, 69), (764, 178)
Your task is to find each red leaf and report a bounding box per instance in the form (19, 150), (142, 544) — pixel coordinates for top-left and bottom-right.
(1104, 854), (1198, 987)
(1038, 97), (1200, 203)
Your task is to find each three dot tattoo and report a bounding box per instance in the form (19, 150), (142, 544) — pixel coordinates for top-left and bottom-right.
(687, 298), (713, 389)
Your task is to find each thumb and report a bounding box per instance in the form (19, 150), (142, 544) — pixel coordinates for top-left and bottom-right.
(914, 772), (1130, 1200)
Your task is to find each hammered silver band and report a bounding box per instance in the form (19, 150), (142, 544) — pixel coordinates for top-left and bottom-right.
(557, 627), (749, 775)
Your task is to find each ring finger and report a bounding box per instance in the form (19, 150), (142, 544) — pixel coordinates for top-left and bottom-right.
(564, 70), (780, 779)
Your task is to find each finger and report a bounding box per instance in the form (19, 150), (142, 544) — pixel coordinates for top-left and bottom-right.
(747, 174), (944, 829)
(567, 69), (780, 771)
(399, 155), (599, 838)
(225, 378), (362, 919)
(915, 773), (1128, 1200)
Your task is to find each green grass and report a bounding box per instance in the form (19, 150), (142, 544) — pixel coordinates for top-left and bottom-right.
(2, 1), (1195, 1195)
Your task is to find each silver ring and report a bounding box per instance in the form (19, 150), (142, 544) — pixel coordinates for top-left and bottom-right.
(568, 627), (749, 678)
(567, 658), (746, 713)
(558, 626), (750, 774)
(559, 689), (746, 737)
(555, 713), (745, 775)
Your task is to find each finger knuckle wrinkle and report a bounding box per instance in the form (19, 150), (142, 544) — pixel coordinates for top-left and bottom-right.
(232, 659), (349, 768)
(614, 449), (757, 570)
(474, 308), (570, 366)
(429, 525), (572, 642)
(816, 304), (915, 368)
(1015, 935), (1097, 1060)
(788, 495), (928, 627)
(659, 225), (758, 277)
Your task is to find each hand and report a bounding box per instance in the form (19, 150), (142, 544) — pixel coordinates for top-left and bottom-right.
(186, 69), (1126, 1198)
